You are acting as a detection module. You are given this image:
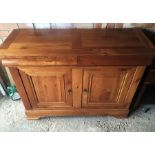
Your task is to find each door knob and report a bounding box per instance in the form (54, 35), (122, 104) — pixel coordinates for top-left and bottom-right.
(68, 89), (72, 95)
(83, 89), (88, 93)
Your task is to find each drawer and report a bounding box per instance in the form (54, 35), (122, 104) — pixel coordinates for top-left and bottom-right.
(77, 56), (152, 66)
(2, 56), (77, 66)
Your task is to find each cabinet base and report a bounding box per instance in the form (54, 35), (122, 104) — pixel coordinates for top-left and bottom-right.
(25, 108), (129, 120)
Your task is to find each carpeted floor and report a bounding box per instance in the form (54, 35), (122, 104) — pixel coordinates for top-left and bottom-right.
(0, 96), (155, 132)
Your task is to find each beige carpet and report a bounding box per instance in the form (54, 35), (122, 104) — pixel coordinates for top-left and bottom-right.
(0, 96), (155, 132)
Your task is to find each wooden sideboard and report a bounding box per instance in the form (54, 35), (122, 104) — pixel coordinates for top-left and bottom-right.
(0, 28), (154, 119)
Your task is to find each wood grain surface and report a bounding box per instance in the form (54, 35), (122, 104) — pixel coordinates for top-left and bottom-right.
(0, 28), (154, 119)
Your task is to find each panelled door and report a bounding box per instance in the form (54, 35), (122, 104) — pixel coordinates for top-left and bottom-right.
(82, 67), (137, 108)
(18, 67), (73, 108)
(17, 66), (139, 109)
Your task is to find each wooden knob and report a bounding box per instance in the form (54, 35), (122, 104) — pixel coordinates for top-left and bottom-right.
(83, 89), (88, 93)
(68, 89), (72, 95)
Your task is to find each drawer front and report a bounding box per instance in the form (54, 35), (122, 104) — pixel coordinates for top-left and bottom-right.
(77, 56), (151, 66)
(2, 56), (77, 66)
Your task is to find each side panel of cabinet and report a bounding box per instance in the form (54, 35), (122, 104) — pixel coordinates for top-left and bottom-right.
(82, 66), (145, 108)
(9, 67), (32, 110)
(18, 67), (75, 108)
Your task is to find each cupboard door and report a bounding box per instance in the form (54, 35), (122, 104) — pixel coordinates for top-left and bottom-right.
(18, 67), (73, 108)
(82, 67), (137, 108)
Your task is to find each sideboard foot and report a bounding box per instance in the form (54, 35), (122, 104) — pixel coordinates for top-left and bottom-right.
(26, 112), (41, 120)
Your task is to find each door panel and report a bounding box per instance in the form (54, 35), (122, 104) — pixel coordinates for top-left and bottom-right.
(18, 67), (73, 108)
(82, 67), (137, 108)
(32, 76), (66, 103)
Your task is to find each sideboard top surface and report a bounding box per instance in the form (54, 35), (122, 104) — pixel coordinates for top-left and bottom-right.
(0, 28), (155, 59)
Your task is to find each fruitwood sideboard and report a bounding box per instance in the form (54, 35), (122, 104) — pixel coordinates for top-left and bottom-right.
(0, 29), (154, 119)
